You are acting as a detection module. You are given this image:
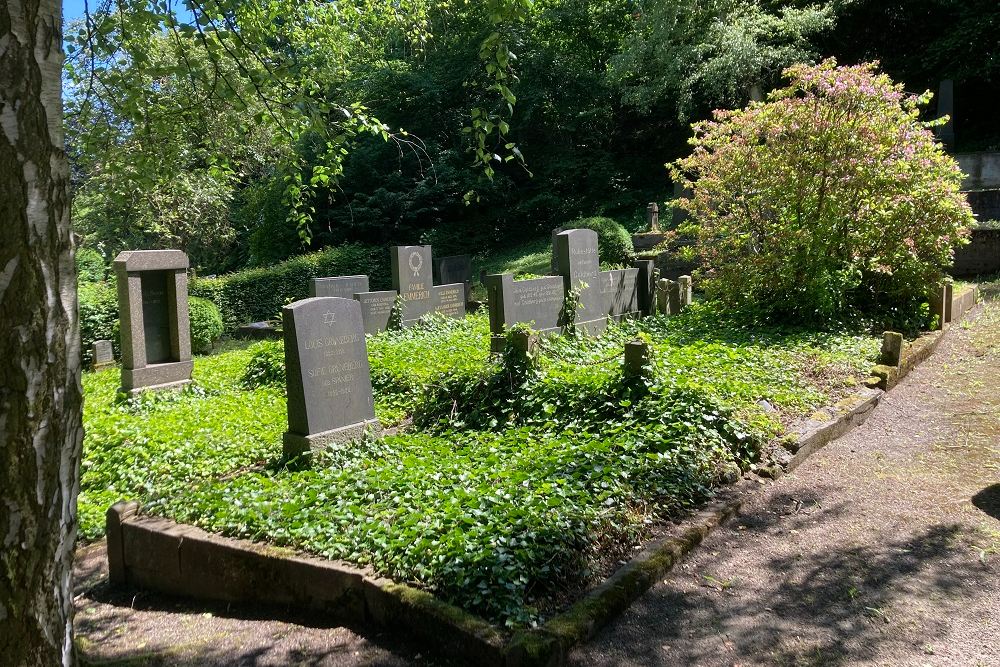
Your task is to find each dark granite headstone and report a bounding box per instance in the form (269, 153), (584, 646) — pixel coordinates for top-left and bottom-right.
(554, 229), (603, 332)
(485, 273), (565, 352)
(634, 260), (657, 315)
(310, 275), (370, 299)
(432, 283), (466, 319)
(354, 291), (396, 334)
(91, 339), (115, 371)
(282, 297), (379, 457)
(391, 245), (434, 326)
(114, 250), (193, 394)
(433, 255), (472, 302)
(600, 268), (640, 319)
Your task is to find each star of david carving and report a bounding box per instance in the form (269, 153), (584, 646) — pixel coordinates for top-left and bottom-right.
(323, 311), (336, 326)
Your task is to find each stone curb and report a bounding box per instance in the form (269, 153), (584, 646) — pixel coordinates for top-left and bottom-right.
(105, 287), (982, 665)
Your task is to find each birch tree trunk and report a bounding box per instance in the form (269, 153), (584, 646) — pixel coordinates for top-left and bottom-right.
(0, 0), (83, 664)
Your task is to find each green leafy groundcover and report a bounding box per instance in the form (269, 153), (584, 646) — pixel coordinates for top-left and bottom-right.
(80, 307), (878, 628)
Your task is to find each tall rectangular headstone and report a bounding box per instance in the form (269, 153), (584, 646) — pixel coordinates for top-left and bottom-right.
(391, 245), (434, 326)
(354, 291), (396, 335)
(282, 297), (379, 458)
(113, 250), (193, 394)
(310, 275), (370, 299)
(634, 260), (657, 315)
(554, 229), (604, 333)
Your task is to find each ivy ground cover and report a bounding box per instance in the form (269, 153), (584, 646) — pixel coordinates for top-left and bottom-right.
(80, 307), (879, 627)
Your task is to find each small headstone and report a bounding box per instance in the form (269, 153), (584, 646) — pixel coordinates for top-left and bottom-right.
(91, 340), (115, 371)
(432, 283), (466, 319)
(354, 291), (396, 335)
(310, 275), (370, 299)
(678, 275), (693, 308)
(282, 297), (379, 458)
(113, 250), (193, 394)
(668, 280), (681, 314)
(647, 202), (660, 232)
(655, 278), (670, 315)
(391, 245), (434, 326)
(880, 331), (904, 367)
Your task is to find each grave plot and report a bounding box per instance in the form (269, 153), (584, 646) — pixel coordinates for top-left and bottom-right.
(79, 302), (882, 636)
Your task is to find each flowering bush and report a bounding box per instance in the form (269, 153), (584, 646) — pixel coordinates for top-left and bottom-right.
(670, 59), (974, 323)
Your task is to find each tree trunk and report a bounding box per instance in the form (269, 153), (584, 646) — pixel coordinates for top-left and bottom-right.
(0, 0), (82, 665)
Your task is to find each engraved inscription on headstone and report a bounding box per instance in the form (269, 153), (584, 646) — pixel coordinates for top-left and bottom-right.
(511, 276), (564, 332)
(391, 245), (434, 325)
(310, 275), (370, 299)
(91, 339), (115, 371)
(114, 249), (193, 394)
(282, 297), (379, 457)
(354, 290), (396, 334)
(141, 271), (172, 363)
(601, 268), (639, 319)
(432, 283), (466, 319)
(554, 229), (603, 332)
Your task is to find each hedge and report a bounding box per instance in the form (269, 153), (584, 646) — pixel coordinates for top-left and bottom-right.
(567, 216), (634, 265)
(189, 243), (390, 332)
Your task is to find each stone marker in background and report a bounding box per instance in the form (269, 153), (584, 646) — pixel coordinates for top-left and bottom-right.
(668, 280), (681, 315)
(91, 340), (115, 371)
(647, 202), (660, 232)
(282, 297), (379, 458)
(944, 282), (954, 323)
(432, 283), (467, 319)
(655, 278), (670, 315)
(354, 291), (397, 335)
(554, 229), (604, 333)
(433, 255), (473, 303)
(634, 260), (657, 316)
(114, 250), (193, 394)
(623, 339), (652, 380)
(678, 274), (693, 308)
(310, 275), (370, 299)
(880, 331), (904, 367)
(937, 79), (955, 149)
(928, 282), (948, 330)
(391, 245), (434, 326)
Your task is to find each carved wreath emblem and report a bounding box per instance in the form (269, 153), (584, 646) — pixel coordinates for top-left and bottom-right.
(408, 250), (423, 277)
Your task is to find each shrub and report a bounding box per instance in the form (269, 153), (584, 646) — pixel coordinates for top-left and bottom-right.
(76, 247), (107, 283)
(188, 296), (224, 354)
(79, 280), (119, 366)
(670, 59), (975, 323)
(240, 341), (285, 388)
(190, 243), (390, 331)
(567, 216), (634, 265)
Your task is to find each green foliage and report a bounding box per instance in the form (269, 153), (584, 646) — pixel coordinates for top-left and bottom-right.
(671, 60), (976, 323)
(188, 297), (225, 355)
(189, 244), (389, 331)
(78, 281), (119, 366)
(75, 247), (107, 283)
(567, 216), (634, 265)
(240, 341), (286, 389)
(80, 303), (878, 627)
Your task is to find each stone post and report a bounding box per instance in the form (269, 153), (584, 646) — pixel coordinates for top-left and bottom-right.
(944, 281), (954, 324)
(655, 278), (670, 314)
(667, 280), (681, 315)
(928, 282), (948, 330)
(678, 274), (693, 308)
(647, 202), (660, 233)
(880, 331), (904, 367)
(623, 339), (652, 380)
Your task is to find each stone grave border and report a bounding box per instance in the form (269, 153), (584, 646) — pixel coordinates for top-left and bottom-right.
(103, 284), (982, 666)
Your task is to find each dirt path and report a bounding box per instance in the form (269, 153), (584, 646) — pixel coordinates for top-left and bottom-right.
(74, 298), (1000, 666)
(571, 299), (1000, 666)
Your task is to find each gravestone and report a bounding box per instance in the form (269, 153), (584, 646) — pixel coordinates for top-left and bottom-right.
(432, 283), (467, 319)
(310, 275), (370, 299)
(678, 275), (693, 308)
(937, 79), (955, 149)
(554, 229), (604, 333)
(391, 245), (434, 326)
(485, 273), (565, 352)
(354, 291), (396, 334)
(634, 260), (657, 315)
(282, 297), (379, 457)
(433, 255), (473, 303)
(91, 340), (115, 371)
(647, 202), (660, 232)
(600, 268), (640, 319)
(113, 250), (193, 394)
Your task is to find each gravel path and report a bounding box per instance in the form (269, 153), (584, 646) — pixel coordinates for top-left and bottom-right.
(75, 299), (1000, 666)
(571, 299), (1000, 666)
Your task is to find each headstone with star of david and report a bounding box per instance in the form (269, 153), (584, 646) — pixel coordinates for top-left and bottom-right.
(281, 297), (379, 458)
(390, 245), (434, 326)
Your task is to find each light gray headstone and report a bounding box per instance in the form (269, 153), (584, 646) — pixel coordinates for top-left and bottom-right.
(432, 283), (466, 319)
(310, 275), (370, 299)
(282, 297), (379, 458)
(113, 250), (193, 394)
(354, 291), (396, 334)
(91, 339), (114, 371)
(554, 229), (603, 333)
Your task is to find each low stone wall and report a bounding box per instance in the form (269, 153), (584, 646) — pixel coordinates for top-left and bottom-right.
(953, 226), (1000, 277)
(958, 152), (1000, 191)
(966, 189), (1000, 222)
